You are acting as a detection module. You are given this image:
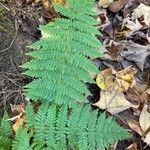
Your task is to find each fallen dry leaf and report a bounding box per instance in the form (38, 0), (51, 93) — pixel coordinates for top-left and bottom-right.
(128, 120), (144, 136)
(139, 104), (150, 145)
(12, 116), (25, 132)
(119, 40), (150, 70)
(125, 86), (148, 105)
(108, 0), (128, 12)
(126, 143), (138, 150)
(132, 3), (150, 26)
(10, 104), (25, 132)
(93, 90), (138, 114)
(123, 18), (143, 36)
(98, 0), (113, 8)
(10, 104), (25, 115)
(52, 0), (65, 4)
(146, 88), (150, 95)
(96, 66), (136, 92)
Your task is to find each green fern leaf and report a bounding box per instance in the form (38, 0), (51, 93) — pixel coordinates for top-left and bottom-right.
(25, 103), (129, 150)
(0, 136), (12, 149)
(12, 128), (31, 150)
(0, 113), (12, 149)
(22, 0), (102, 104)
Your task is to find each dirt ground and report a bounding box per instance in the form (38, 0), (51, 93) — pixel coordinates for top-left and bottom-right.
(0, 0), (39, 116)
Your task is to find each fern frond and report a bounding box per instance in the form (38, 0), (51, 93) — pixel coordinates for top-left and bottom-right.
(25, 104), (36, 128)
(22, 0), (102, 104)
(12, 128), (31, 150)
(0, 135), (12, 149)
(0, 113), (12, 136)
(25, 104), (129, 150)
(0, 113), (12, 149)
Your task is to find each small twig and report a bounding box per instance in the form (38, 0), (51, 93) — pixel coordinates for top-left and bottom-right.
(0, 2), (10, 11)
(0, 17), (18, 53)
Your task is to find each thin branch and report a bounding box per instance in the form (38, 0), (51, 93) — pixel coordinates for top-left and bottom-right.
(0, 17), (18, 53)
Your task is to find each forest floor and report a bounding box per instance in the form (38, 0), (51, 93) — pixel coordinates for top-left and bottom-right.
(0, 0), (150, 149)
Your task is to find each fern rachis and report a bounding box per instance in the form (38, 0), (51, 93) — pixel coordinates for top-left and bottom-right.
(22, 0), (102, 104)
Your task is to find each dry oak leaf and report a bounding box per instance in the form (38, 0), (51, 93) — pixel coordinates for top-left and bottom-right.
(98, 0), (113, 8)
(123, 18), (143, 37)
(119, 40), (150, 70)
(132, 3), (150, 26)
(139, 104), (150, 145)
(96, 66), (136, 92)
(108, 0), (128, 12)
(93, 90), (138, 114)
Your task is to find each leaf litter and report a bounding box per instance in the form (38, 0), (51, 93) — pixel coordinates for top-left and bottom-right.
(94, 0), (150, 149)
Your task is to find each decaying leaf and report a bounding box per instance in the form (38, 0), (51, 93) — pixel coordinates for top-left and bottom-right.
(98, 0), (113, 8)
(146, 88), (150, 95)
(52, 0), (65, 4)
(10, 104), (25, 132)
(12, 116), (25, 132)
(93, 90), (138, 114)
(123, 18), (143, 36)
(95, 67), (138, 114)
(132, 3), (150, 26)
(119, 40), (150, 70)
(96, 66), (136, 92)
(127, 120), (144, 136)
(108, 0), (128, 12)
(139, 104), (150, 145)
(126, 143), (138, 150)
(125, 83), (148, 105)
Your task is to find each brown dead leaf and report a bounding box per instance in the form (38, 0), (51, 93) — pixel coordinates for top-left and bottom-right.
(10, 104), (25, 132)
(128, 120), (144, 136)
(93, 90), (138, 114)
(126, 143), (138, 150)
(125, 86), (148, 105)
(12, 116), (25, 132)
(139, 104), (150, 145)
(146, 88), (150, 95)
(132, 3), (150, 26)
(109, 0), (128, 12)
(98, 0), (113, 8)
(123, 18), (143, 37)
(119, 40), (150, 70)
(10, 104), (25, 116)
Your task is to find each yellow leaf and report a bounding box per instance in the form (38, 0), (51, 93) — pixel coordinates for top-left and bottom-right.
(96, 68), (115, 90)
(52, 0), (65, 4)
(96, 66), (136, 92)
(42, 0), (51, 10)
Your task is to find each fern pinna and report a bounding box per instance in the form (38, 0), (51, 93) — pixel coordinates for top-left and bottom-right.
(22, 0), (102, 104)
(0, 104), (128, 150)
(0, 113), (13, 149)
